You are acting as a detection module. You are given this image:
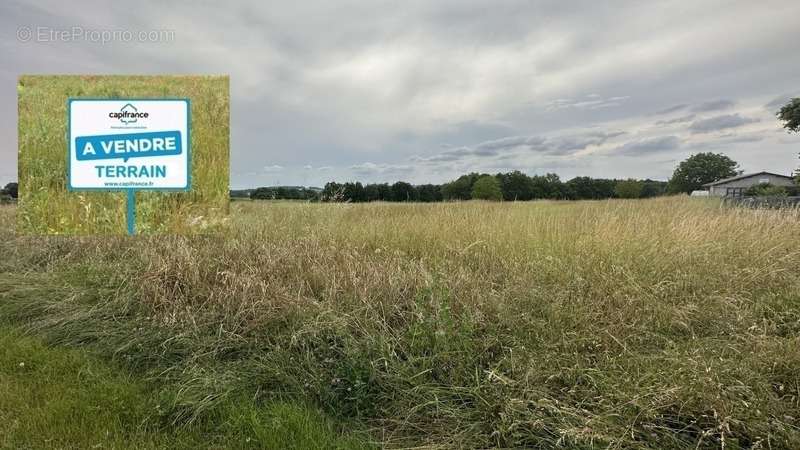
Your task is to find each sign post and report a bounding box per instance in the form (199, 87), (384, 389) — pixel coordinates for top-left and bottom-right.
(126, 189), (136, 235)
(68, 99), (191, 234)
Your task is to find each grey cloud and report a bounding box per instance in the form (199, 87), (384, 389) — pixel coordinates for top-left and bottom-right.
(723, 134), (764, 144)
(691, 99), (735, 112)
(549, 131), (626, 154)
(412, 147), (472, 162)
(414, 130), (624, 163)
(413, 136), (542, 162)
(546, 95), (630, 111)
(654, 104), (688, 115)
(689, 114), (759, 134)
(655, 114), (695, 126)
(475, 135), (547, 153)
(765, 94), (798, 112)
(654, 99), (734, 119)
(615, 136), (680, 155)
(688, 132), (765, 150)
(350, 162), (413, 175)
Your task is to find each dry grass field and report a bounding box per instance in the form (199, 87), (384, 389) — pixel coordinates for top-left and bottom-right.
(2, 197), (799, 448)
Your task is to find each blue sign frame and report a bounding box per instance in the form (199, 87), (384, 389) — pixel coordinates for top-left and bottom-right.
(66, 98), (192, 192)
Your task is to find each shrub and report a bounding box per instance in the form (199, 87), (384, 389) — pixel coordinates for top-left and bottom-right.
(471, 175), (503, 201)
(614, 179), (644, 199)
(744, 183), (788, 197)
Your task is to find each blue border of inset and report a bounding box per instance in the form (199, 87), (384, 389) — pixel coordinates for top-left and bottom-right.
(67, 98), (192, 192)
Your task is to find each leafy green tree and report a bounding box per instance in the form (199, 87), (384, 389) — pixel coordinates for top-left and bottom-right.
(471, 175), (503, 201)
(595, 179), (617, 199)
(322, 182), (344, 202)
(667, 153), (739, 194)
(3, 182), (17, 199)
(441, 173), (481, 200)
(614, 179), (643, 199)
(364, 183), (393, 201)
(230, 189), (252, 199)
(777, 98), (800, 132)
(531, 173), (566, 199)
(496, 171), (534, 201)
(342, 182), (367, 202)
(566, 177), (616, 199)
(416, 184), (443, 202)
(249, 186), (318, 201)
(364, 183), (381, 202)
(391, 181), (417, 202)
(250, 187), (276, 200)
(640, 179), (668, 198)
(777, 98), (800, 179)
(378, 183), (393, 201)
(571, 177), (597, 199)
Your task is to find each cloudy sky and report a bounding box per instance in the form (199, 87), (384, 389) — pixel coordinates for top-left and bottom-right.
(2, 0), (799, 188)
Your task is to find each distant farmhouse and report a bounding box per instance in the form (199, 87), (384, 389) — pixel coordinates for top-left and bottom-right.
(702, 171), (796, 197)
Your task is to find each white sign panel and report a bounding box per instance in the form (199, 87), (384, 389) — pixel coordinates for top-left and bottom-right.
(68, 99), (190, 190)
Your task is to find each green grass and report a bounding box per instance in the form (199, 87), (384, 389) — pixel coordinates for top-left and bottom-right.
(17, 75), (230, 235)
(1, 327), (202, 449)
(2, 197), (800, 448)
(0, 326), (372, 449)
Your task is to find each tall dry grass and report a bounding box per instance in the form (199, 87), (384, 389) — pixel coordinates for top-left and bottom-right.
(1, 197), (799, 448)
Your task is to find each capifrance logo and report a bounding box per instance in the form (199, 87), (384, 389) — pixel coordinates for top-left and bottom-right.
(109, 103), (149, 124)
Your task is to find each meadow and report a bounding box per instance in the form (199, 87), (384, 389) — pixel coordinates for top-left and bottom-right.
(1, 197), (799, 448)
(17, 75), (230, 235)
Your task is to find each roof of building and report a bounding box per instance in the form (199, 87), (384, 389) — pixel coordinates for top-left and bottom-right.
(701, 171), (795, 187)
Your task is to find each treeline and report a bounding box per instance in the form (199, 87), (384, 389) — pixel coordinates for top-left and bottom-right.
(248, 186), (320, 201)
(239, 171), (668, 202)
(0, 182), (17, 202)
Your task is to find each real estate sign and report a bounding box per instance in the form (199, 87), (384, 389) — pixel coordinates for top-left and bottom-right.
(68, 99), (190, 190)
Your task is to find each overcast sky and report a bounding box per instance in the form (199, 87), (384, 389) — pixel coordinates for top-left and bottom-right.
(2, 0), (799, 188)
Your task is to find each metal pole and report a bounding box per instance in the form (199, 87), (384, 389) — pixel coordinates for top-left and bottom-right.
(126, 189), (135, 235)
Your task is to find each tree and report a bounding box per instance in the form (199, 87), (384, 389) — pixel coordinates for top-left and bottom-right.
(777, 98), (800, 133)
(566, 177), (616, 200)
(342, 182), (367, 202)
(640, 179), (668, 198)
(594, 179), (617, 199)
(416, 184), (443, 202)
(249, 186), (319, 201)
(614, 179), (643, 199)
(531, 173), (566, 199)
(322, 182), (345, 202)
(471, 175), (503, 201)
(3, 182), (17, 199)
(391, 181), (417, 202)
(377, 183), (393, 201)
(364, 183), (393, 201)
(777, 98), (800, 179)
(496, 171), (533, 201)
(667, 153), (739, 194)
(250, 187), (276, 200)
(441, 173), (481, 200)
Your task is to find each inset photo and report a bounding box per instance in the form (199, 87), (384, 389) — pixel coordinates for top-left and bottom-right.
(17, 75), (229, 234)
